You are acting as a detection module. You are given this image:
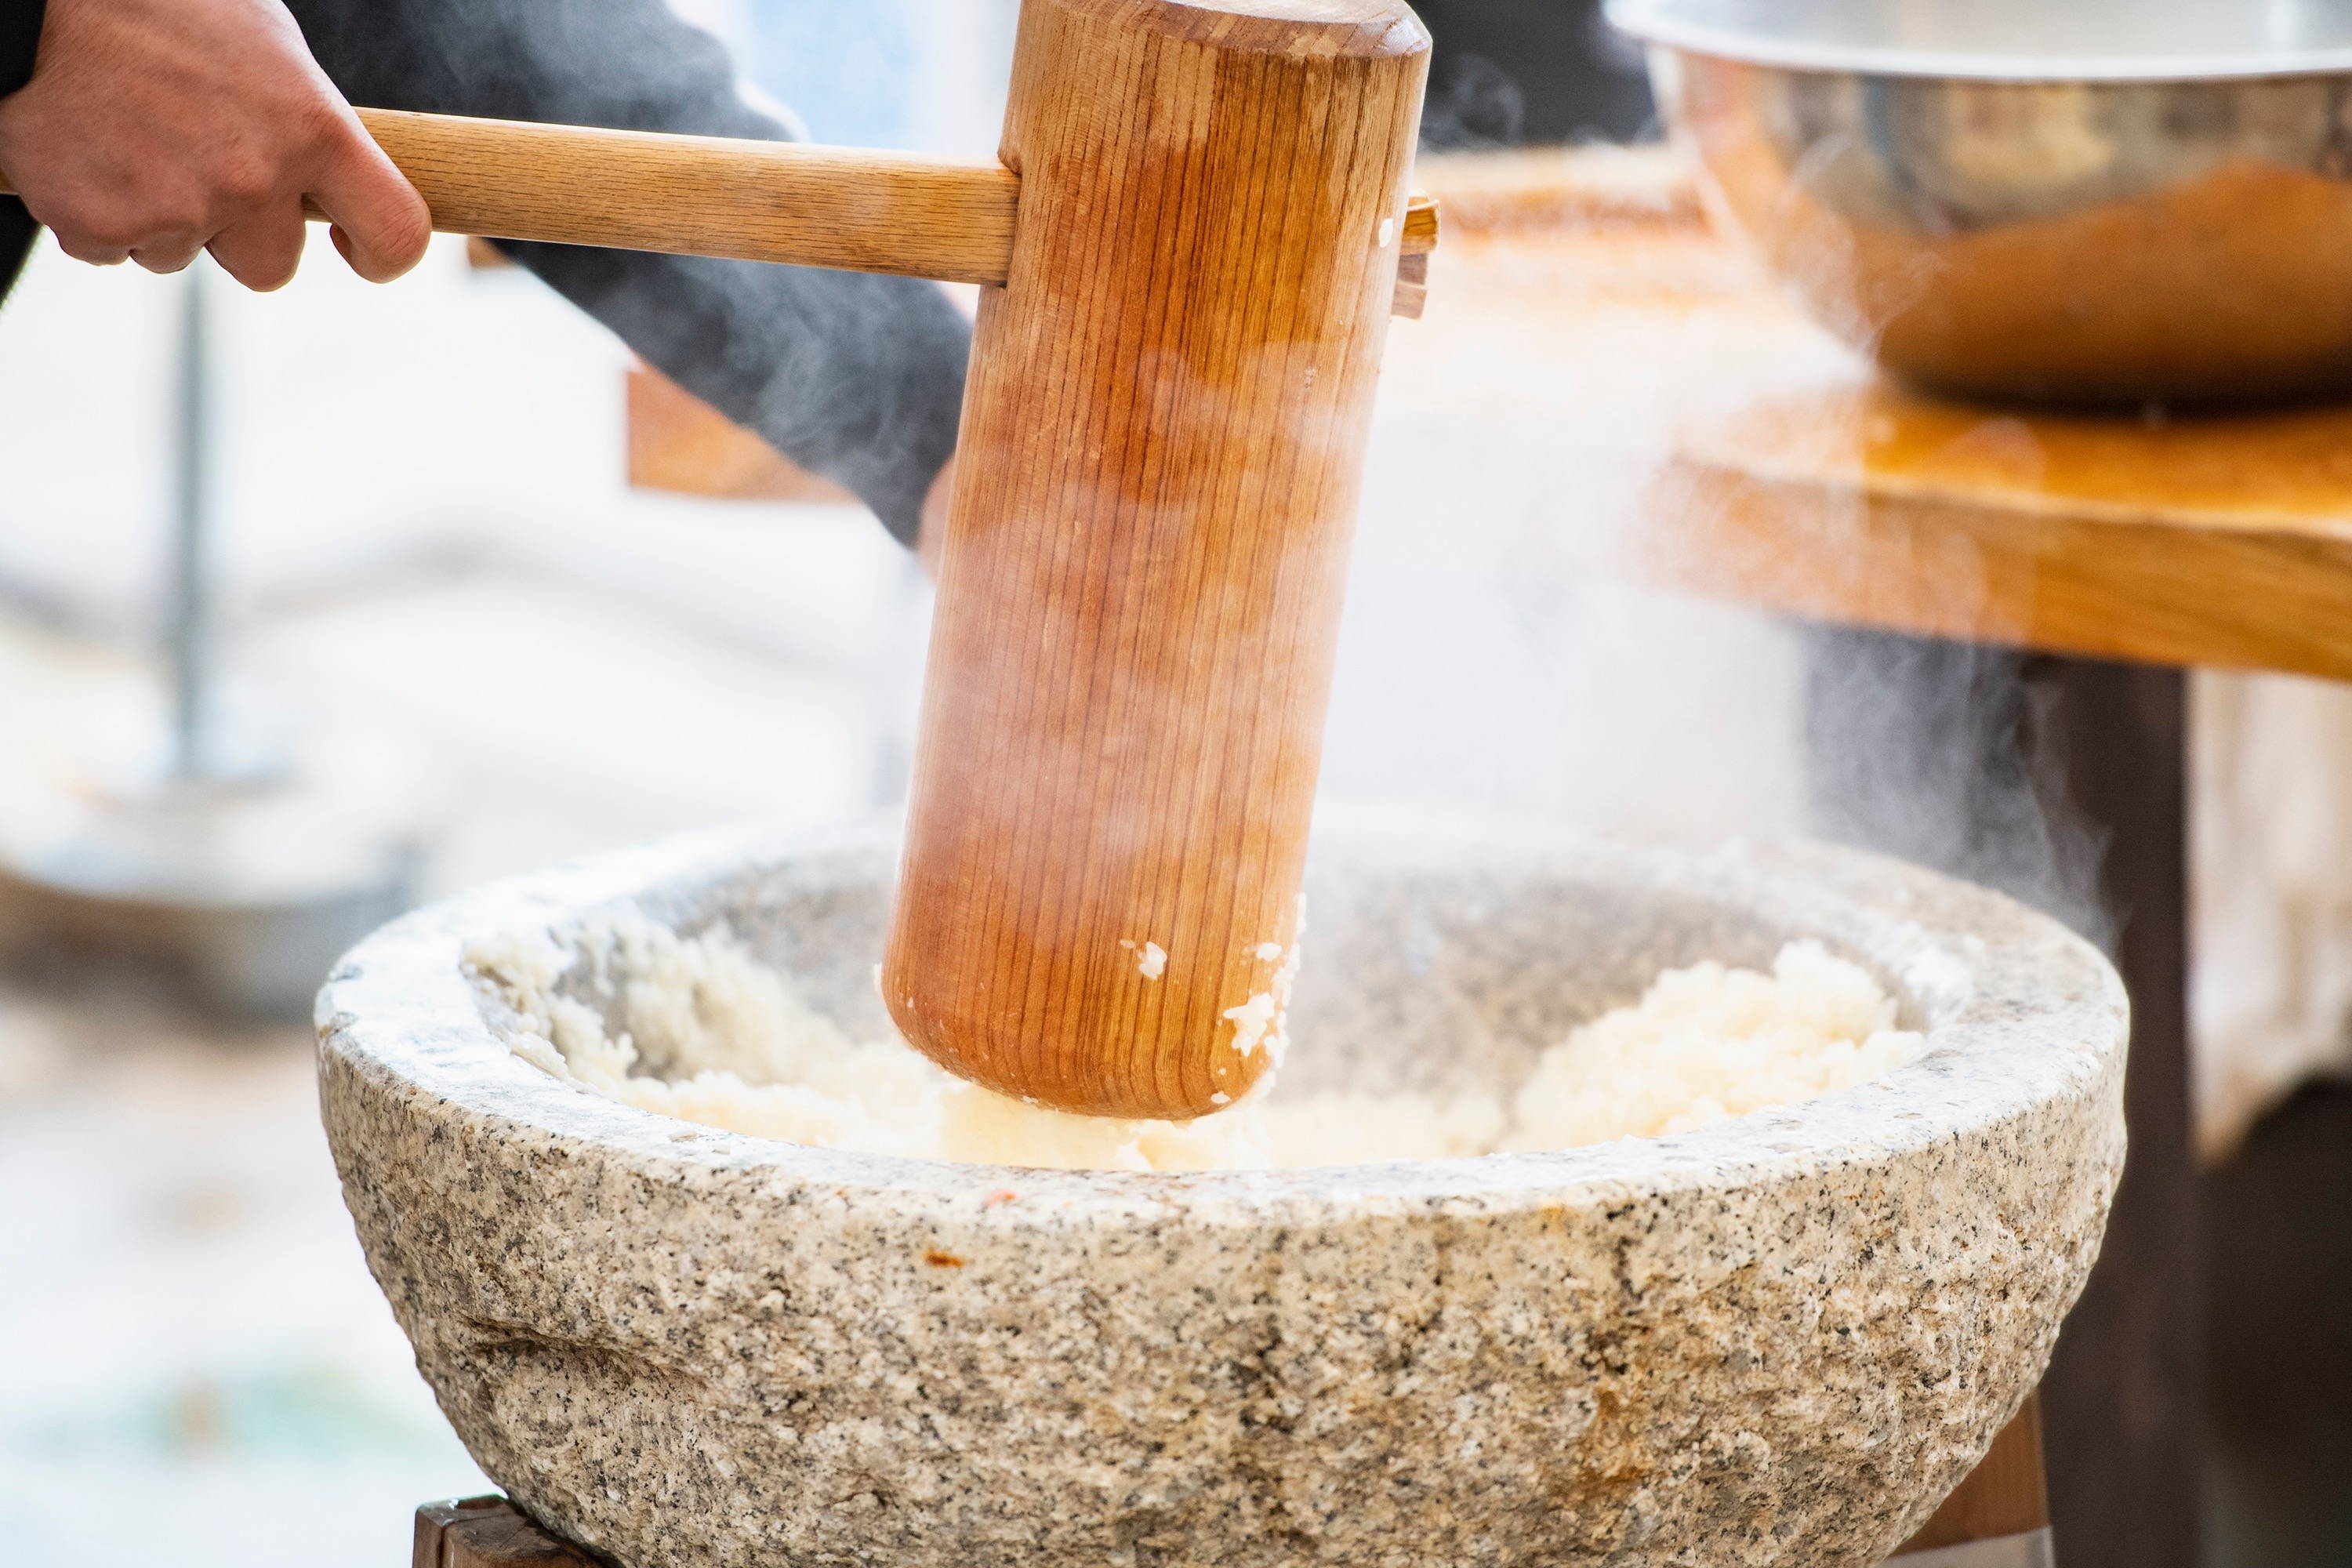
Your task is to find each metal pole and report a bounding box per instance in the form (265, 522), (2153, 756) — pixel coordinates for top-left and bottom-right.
(168, 261), (211, 780)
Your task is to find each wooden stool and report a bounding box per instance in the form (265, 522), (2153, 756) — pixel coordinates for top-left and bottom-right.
(413, 1496), (591, 1567)
(416, 1396), (2049, 1566)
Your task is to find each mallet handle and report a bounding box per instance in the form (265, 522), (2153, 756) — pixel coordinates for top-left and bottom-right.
(348, 110), (1020, 285)
(0, 109), (1436, 290)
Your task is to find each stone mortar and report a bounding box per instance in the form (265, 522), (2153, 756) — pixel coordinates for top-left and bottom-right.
(316, 811), (2125, 1567)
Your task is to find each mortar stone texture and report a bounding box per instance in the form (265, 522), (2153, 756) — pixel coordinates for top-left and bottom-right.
(317, 812), (2125, 1567)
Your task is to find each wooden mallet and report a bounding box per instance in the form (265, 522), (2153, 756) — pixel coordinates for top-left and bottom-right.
(884, 0), (1431, 1120)
(4, 0), (1434, 1120)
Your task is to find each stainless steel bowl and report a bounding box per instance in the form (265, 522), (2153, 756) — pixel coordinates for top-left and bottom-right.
(1607, 0), (2352, 405)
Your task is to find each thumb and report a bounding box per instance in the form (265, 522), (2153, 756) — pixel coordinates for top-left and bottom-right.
(310, 115), (431, 283)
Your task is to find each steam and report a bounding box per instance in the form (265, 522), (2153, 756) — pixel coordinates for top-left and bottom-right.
(1331, 90), (2118, 962)
(1421, 56), (1528, 152)
(1805, 630), (2112, 947)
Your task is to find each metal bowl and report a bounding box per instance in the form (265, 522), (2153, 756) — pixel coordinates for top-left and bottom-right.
(1607, 0), (2352, 405)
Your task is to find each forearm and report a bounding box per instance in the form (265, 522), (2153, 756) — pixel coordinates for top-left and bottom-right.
(0, 0), (43, 96)
(287, 0), (967, 544)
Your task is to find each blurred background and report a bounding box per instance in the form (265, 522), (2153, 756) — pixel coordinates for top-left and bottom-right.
(2, 1), (2348, 1564)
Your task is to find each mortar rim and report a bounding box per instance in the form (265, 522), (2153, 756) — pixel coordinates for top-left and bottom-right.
(316, 807), (2124, 1220)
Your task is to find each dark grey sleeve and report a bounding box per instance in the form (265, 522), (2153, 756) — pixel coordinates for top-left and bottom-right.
(287, 0), (968, 545)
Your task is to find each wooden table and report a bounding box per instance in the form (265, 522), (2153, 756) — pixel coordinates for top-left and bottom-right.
(1397, 144), (2352, 1568)
(1405, 143), (2352, 681)
(1652, 352), (2352, 681)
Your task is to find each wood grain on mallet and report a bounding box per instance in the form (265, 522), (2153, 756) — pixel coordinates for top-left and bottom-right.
(353, 109), (1019, 285)
(882, 0), (1430, 1119)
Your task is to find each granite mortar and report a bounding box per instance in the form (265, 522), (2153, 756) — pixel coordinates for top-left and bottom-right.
(316, 810), (2125, 1567)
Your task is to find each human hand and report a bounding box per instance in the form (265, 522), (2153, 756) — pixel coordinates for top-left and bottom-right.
(0, 0), (430, 289)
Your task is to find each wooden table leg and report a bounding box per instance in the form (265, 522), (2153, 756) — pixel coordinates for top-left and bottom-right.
(1891, 1394), (2053, 1564)
(1806, 627), (2203, 1568)
(2031, 655), (2203, 1568)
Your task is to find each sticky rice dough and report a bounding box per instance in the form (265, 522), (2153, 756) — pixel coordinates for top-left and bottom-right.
(466, 920), (1924, 1173)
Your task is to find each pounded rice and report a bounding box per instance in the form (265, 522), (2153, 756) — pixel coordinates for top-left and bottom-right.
(467, 921), (1923, 1172)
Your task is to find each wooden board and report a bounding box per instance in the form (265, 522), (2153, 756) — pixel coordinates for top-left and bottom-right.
(414, 1498), (596, 1567)
(1399, 151), (2352, 684)
(1653, 386), (2352, 682)
(1414, 144), (1704, 235)
(625, 365), (853, 503)
(416, 1401), (2045, 1568)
